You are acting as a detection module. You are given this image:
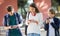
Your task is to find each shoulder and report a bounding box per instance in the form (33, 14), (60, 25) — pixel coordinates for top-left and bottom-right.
(14, 12), (20, 16)
(4, 14), (9, 18)
(54, 17), (60, 21)
(54, 17), (59, 20)
(14, 12), (18, 14)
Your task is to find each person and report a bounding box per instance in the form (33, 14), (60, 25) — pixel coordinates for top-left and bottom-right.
(44, 9), (59, 36)
(3, 6), (22, 36)
(26, 3), (43, 36)
(59, 19), (60, 36)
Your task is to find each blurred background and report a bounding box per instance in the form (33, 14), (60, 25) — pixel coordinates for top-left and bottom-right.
(0, 0), (60, 36)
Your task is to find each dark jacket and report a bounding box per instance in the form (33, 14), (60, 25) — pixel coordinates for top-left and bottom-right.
(44, 17), (60, 36)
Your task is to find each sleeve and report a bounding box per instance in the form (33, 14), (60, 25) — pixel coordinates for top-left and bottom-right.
(3, 16), (8, 26)
(19, 14), (23, 23)
(44, 22), (49, 31)
(51, 18), (59, 30)
(16, 13), (23, 27)
(38, 13), (44, 28)
(16, 13), (23, 24)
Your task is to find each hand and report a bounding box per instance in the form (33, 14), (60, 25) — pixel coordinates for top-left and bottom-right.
(11, 25), (18, 29)
(28, 20), (31, 24)
(32, 20), (38, 24)
(34, 21), (38, 24)
(4, 26), (11, 30)
(46, 19), (50, 24)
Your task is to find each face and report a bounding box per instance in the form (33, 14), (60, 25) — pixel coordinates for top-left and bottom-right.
(8, 8), (14, 15)
(29, 6), (35, 13)
(48, 12), (55, 18)
(8, 12), (12, 15)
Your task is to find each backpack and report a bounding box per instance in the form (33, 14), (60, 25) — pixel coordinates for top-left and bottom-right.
(5, 13), (21, 26)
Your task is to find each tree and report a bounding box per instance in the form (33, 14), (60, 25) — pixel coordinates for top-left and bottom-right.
(17, 0), (28, 19)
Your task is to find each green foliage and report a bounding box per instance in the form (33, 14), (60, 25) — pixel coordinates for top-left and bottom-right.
(52, 0), (60, 6)
(18, 0), (28, 8)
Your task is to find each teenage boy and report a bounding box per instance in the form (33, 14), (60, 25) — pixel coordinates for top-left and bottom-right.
(44, 9), (59, 36)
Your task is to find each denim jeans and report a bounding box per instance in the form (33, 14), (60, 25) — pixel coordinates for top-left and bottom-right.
(27, 33), (40, 36)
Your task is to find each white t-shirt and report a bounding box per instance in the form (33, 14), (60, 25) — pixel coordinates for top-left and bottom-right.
(49, 18), (55, 36)
(26, 13), (43, 34)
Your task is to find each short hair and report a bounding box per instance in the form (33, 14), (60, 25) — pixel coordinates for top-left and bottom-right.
(30, 3), (39, 13)
(7, 6), (12, 12)
(49, 9), (55, 14)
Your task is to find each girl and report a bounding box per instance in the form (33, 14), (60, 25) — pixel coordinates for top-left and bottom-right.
(26, 3), (43, 36)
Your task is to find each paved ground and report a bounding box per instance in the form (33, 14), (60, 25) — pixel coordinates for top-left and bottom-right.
(0, 27), (60, 36)
(20, 28), (46, 36)
(0, 27), (46, 36)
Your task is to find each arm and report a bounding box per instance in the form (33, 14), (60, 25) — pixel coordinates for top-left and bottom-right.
(3, 16), (11, 30)
(38, 13), (44, 28)
(16, 13), (23, 27)
(44, 18), (50, 31)
(51, 18), (59, 30)
(16, 13), (22, 24)
(4, 16), (8, 26)
(44, 22), (49, 31)
(25, 13), (32, 25)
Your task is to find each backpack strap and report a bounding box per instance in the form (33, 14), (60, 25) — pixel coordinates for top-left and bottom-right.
(14, 13), (21, 24)
(4, 14), (10, 26)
